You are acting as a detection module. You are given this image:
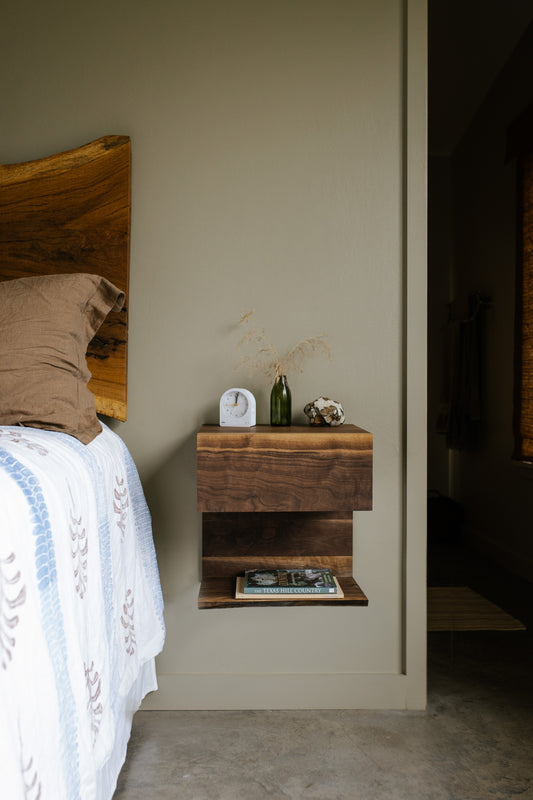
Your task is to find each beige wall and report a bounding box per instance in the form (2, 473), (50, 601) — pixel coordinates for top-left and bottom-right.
(1, 0), (427, 708)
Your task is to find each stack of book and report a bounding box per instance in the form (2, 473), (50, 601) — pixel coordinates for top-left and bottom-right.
(235, 568), (344, 600)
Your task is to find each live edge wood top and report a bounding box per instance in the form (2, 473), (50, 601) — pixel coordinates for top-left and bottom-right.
(197, 424), (373, 513)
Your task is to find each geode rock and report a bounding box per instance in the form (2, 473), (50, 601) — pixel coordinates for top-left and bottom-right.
(304, 397), (345, 426)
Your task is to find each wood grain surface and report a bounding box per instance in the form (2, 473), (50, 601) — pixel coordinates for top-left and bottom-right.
(202, 511), (354, 577)
(197, 425), (373, 512)
(0, 135), (131, 420)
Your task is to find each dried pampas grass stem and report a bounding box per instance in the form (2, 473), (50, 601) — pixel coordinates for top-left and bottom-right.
(236, 310), (331, 379)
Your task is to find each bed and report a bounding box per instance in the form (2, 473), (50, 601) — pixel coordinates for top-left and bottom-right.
(0, 136), (165, 799)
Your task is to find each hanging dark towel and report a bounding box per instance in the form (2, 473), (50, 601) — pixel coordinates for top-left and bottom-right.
(436, 295), (485, 450)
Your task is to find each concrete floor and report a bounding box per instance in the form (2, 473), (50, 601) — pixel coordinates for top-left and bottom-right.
(114, 544), (533, 799)
(114, 632), (533, 799)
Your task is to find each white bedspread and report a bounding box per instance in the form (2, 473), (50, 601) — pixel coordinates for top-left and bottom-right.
(0, 423), (165, 800)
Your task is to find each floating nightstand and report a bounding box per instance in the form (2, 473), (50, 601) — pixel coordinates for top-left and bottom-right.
(196, 424), (372, 608)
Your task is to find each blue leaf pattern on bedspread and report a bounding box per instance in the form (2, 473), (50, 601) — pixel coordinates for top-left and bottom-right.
(0, 448), (81, 800)
(0, 423), (165, 800)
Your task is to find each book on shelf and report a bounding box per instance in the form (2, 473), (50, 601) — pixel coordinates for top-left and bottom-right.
(235, 574), (344, 600)
(242, 568), (338, 594)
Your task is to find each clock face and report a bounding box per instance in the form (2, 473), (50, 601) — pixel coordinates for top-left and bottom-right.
(223, 390), (248, 418)
(219, 388), (256, 427)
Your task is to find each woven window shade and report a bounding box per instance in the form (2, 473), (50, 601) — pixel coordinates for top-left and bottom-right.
(515, 151), (533, 461)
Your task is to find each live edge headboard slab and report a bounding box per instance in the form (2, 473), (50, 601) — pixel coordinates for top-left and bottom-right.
(0, 135), (131, 421)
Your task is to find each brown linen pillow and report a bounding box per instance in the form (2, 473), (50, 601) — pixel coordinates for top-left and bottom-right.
(0, 273), (125, 444)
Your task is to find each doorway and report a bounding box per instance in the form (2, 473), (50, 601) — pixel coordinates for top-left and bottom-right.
(427, 1), (533, 631)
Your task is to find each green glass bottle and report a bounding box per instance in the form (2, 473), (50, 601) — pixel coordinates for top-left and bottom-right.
(270, 374), (291, 426)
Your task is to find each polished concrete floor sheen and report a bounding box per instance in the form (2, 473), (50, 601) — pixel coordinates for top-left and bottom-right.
(115, 544), (533, 799)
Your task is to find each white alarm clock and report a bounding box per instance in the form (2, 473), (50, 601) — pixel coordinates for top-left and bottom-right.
(219, 388), (256, 427)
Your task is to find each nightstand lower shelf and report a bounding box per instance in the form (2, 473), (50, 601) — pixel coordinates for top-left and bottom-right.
(198, 576), (368, 609)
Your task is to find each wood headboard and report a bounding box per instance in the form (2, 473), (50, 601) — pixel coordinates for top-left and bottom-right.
(0, 135), (131, 421)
